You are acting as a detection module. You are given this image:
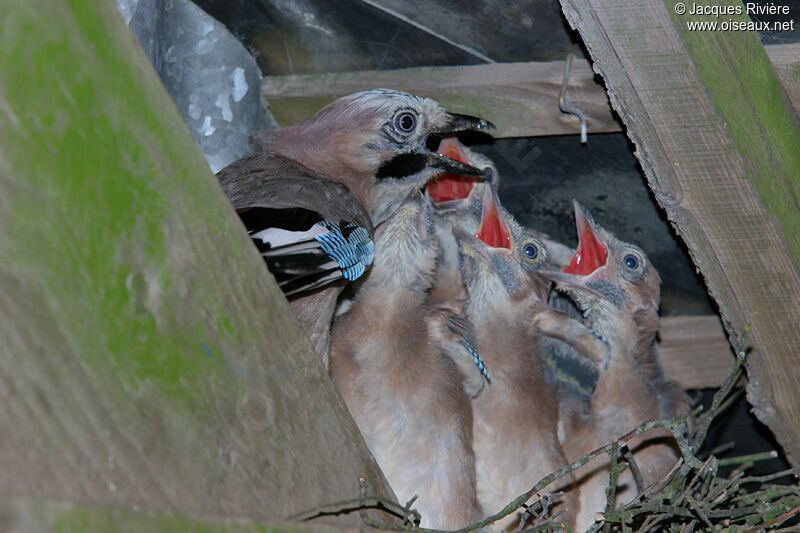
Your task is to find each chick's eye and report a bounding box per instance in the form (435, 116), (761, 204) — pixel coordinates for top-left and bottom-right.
(394, 112), (417, 133)
(524, 243), (539, 259)
(624, 254), (639, 269)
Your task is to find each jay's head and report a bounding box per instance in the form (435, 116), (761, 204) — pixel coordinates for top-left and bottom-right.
(280, 89), (494, 223)
(297, 89), (494, 177)
(454, 185), (551, 313)
(541, 201), (661, 337)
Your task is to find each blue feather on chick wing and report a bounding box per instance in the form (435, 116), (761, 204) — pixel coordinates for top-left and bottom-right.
(315, 221), (374, 282)
(463, 340), (491, 385)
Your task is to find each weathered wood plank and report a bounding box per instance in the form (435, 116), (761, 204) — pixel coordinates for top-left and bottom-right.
(1, 496), (361, 533)
(659, 315), (734, 390)
(262, 60), (621, 136)
(261, 45), (800, 136)
(766, 43), (800, 117)
(0, 0), (394, 524)
(558, 0), (800, 463)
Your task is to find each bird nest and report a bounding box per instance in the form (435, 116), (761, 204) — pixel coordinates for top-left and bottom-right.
(295, 336), (800, 532)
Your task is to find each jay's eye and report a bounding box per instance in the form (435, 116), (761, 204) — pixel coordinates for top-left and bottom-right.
(624, 254), (639, 269)
(394, 112), (417, 133)
(524, 243), (539, 260)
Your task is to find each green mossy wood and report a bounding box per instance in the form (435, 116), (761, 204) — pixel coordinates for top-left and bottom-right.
(2, 497), (360, 533)
(0, 0), (394, 526)
(558, 0), (800, 464)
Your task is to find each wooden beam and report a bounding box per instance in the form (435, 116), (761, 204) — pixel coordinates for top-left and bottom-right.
(766, 43), (800, 117)
(558, 0), (800, 464)
(659, 315), (734, 390)
(1, 496), (362, 533)
(261, 44), (800, 136)
(0, 0), (395, 524)
(262, 60), (621, 136)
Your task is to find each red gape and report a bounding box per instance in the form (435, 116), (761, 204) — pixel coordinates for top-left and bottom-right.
(475, 187), (511, 250)
(427, 136), (480, 203)
(563, 207), (607, 275)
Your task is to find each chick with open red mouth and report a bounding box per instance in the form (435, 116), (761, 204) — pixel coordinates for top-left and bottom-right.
(562, 201), (609, 277)
(426, 137), (575, 309)
(451, 188), (609, 531)
(540, 201), (689, 532)
(426, 135), (498, 206)
(543, 201), (660, 341)
(426, 135), (501, 308)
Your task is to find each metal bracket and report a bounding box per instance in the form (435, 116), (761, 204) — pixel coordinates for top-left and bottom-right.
(559, 53), (589, 144)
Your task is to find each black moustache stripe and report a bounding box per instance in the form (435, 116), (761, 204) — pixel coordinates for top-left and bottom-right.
(377, 153), (428, 180)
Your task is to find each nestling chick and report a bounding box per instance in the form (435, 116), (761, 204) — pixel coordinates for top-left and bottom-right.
(427, 136), (499, 308)
(330, 192), (486, 529)
(542, 201), (688, 531)
(455, 187), (608, 530)
(218, 90), (493, 365)
(425, 136), (573, 307)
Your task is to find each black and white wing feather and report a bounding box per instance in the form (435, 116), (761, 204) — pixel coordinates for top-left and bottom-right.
(217, 154), (375, 296)
(254, 219), (373, 296)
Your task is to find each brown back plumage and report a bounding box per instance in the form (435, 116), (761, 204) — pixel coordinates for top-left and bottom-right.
(217, 154), (372, 233)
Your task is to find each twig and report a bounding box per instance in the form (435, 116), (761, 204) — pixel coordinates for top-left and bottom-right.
(602, 440), (621, 533)
(516, 493), (564, 531)
(706, 386), (745, 425)
(690, 348), (746, 453)
(620, 440), (645, 495)
(700, 440), (735, 459)
(739, 466), (800, 484)
(637, 458), (685, 501)
(683, 493), (712, 529)
(603, 503), (697, 521)
(717, 450), (778, 467)
(680, 456), (714, 505)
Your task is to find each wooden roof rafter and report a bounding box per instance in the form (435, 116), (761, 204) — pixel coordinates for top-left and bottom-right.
(557, 0), (800, 465)
(261, 44), (800, 137)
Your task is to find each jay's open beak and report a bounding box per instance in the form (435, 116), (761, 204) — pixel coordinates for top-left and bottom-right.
(424, 112), (495, 179)
(425, 151), (488, 177)
(434, 112), (496, 134)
